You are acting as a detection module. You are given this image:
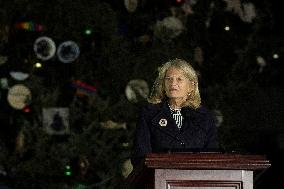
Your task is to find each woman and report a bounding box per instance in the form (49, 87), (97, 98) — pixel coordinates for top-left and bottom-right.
(131, 58), (219, 166)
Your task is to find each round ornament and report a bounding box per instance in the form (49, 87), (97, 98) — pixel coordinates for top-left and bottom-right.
(33, 36), (56, 61)
(154, 16), (184, 42)
(7, 84), (31, 110)
(124, 0), (138, 13)
(125, 79), (149, 103)
(57, 41), (80, 63)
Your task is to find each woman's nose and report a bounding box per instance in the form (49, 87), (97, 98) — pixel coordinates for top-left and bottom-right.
(170, 79), (178, 85)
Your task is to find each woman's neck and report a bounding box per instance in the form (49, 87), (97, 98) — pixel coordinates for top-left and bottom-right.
(168, 98), (185, 109)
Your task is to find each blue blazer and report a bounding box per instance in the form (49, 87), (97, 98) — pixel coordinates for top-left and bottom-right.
(132, 101), (219, 165)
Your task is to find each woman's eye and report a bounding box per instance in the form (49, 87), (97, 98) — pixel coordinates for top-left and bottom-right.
(165, 77), (185, 82)
(165, 77), (172, 81)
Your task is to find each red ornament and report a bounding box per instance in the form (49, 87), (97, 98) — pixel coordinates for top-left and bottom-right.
(23, 105), (31, 113)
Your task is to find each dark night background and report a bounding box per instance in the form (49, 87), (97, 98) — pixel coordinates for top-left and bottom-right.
(0, 0), (283, 188)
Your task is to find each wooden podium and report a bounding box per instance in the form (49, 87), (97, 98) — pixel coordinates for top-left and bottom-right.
(122, 153), (271, 189)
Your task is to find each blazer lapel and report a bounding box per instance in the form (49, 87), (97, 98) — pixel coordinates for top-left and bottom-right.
(151, 102), (179, 137)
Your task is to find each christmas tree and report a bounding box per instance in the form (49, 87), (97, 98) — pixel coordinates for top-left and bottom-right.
(0, 0), (283, 188)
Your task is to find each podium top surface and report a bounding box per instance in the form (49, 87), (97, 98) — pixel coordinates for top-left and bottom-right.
(144, 152), (271, 170)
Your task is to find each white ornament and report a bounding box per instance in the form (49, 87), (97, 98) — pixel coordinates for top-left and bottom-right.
(124, 0), (138, 13)
(242, 3), (256, 23)
(224, 0), (256, 23)
(256, 56), (266, 73)
(154, 16), (184, 42)
(125, 79), (149, 103)
(33, 36), (56, 61)
(10, 71), (29, 81)
(7, 84), (31, 110)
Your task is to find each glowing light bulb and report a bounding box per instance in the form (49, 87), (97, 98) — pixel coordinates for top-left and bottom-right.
(65, 165), (72, 176)
(84, 29), (92, 35)
(224, 26), (230, 31)
(273, 53), (279, 59)
(23, 105), (31, 113)
(34, 62), (42, 68)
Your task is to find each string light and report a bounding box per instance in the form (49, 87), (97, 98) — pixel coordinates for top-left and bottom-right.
(224, 25), (230, 31)
(23, 105), (31, 113)
(15, 21), (43, 31)
(84, 28), (92, 35)
(273, 53), (279, 59)
(65, 165), (72, 176)
(34, 62), (42, 68)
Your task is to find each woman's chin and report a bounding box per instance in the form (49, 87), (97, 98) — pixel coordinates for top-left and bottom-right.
(168, 96), (184, 99)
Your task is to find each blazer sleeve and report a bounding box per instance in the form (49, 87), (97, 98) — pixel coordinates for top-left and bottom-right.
(131, 107), (152, 167)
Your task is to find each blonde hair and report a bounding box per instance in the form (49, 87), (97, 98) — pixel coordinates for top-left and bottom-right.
(148, 58), (201, 109)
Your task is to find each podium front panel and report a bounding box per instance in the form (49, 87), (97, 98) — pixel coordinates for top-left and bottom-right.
(155, 169), (253, 189)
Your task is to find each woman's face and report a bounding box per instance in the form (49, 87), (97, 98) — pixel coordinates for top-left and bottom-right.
(164, 67), (194, 101)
